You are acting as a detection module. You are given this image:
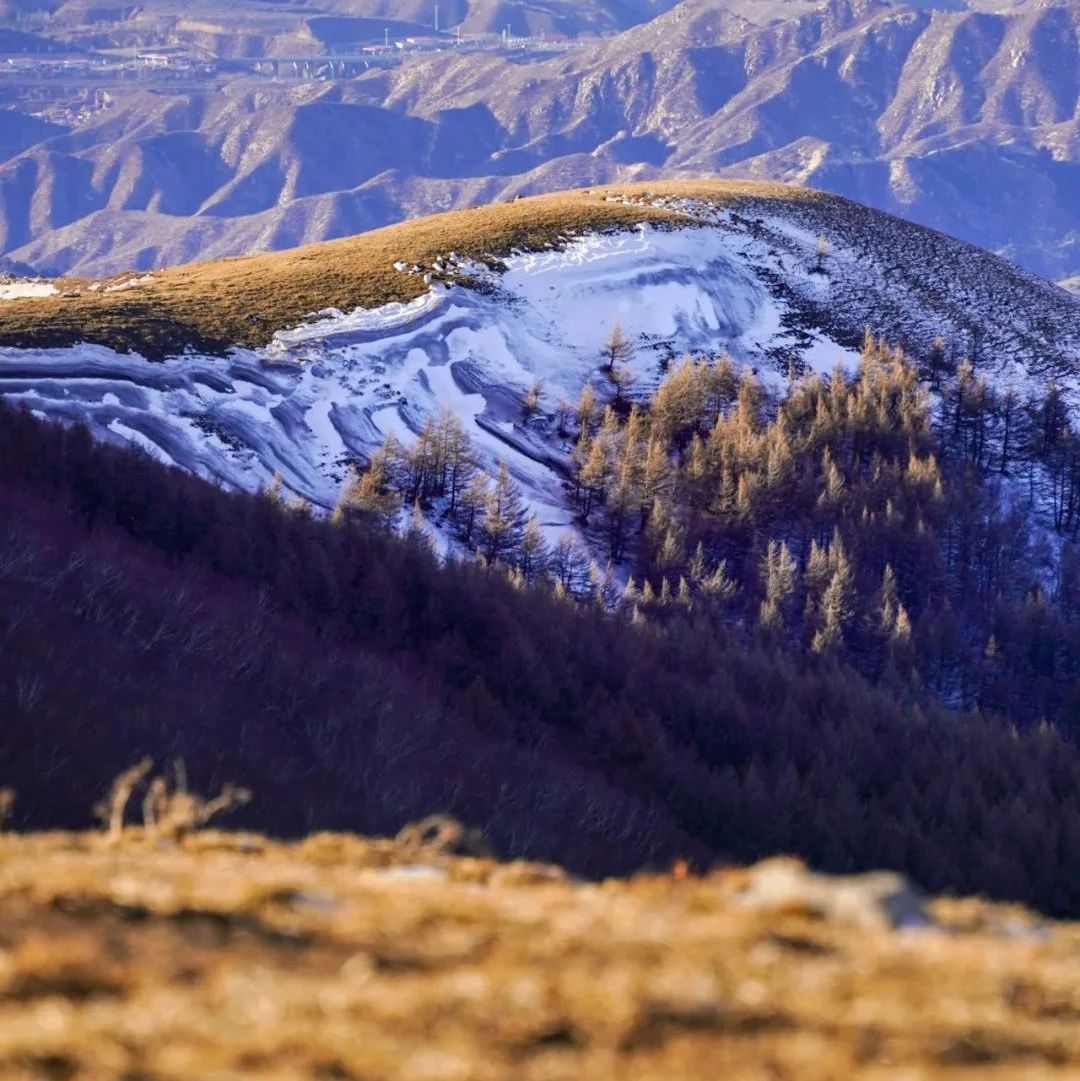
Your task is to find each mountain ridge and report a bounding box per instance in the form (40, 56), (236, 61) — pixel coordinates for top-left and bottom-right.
(1, 179), (1076, 365)
(0, 0), (1075, 283)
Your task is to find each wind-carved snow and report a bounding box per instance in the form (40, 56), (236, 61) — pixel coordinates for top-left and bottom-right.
(0, 190), (1076, 552)
(0, 224), (859, 535)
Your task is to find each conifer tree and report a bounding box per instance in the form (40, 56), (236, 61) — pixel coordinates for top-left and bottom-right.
(606, 406), (646, 559)
(334, 451), (400, 526)
(443, 411), (477, 517)
(659, 577), (673, 606)
(813, 540), (855, 653)
(759, 540), (797, 632)
(550, 534), (590, 596)
(406, 499), (435, 554)
(600, 320), (634, 372)
(878, 564), (900, 632)
(688, 541), (707, 587)
(610, 360), (635, 405)
(927, 335), (950, 391)
(577, 434), (610, 523)
(818, 446), (845, 508)
(893, 604), (912, 645)
(577, 384), (598, 435)
(677, 575), (692, 607)
(482, 462), (526, 564)
(640, 437), (672, 526)
(264, 472), (286, 507)
(519, 513), (548, 584)
(522, 377), (544, 420)
(457, 472), (489, 546)
(803, 538), (831, 629)
(701, 559), (739, 603)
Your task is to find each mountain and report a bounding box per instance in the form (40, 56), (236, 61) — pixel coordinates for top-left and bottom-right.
(2, 390), (1079, 917)
(1, 180), (1076, 514)
(0, 0), (1075, 286)
(3, 181), (1080, 916)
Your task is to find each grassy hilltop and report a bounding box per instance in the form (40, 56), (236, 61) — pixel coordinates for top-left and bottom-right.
(0, 180), (816, 358)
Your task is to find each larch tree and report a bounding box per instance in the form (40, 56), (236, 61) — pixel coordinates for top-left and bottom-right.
(456, 471), (489, 546)
(812, 539), (856, 653)
(759, 539), (798, 633)
(522, 377), (545, 420)
(334, 451), (400, 527)
(576, 384), (598, 435)
(519, 513), (548, 583)
(481, 462), (527, 564)
(610, 360), (635, 406)
(600, 320), (634, 373)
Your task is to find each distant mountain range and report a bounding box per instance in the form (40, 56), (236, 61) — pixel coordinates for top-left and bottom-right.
(0, 0), (1076, 287)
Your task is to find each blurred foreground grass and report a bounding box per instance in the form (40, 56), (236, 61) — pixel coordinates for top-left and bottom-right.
(0, 827), (1077, 1081)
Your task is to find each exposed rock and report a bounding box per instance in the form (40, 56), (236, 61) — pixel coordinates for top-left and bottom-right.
(723, 856), (930, 929)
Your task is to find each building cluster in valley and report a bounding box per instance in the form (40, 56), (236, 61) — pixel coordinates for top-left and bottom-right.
(0, 24), (585, 87)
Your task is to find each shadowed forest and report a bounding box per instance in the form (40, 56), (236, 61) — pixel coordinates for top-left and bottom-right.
(2, 359), (1079, 916)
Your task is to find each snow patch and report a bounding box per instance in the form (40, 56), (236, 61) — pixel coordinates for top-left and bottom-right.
(0, 281), (58, 300)
(0, 224), (862, 518)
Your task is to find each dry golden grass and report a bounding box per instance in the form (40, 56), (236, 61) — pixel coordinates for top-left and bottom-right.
(0, 180), (824, 359)
(0, 828), (1076, 1081)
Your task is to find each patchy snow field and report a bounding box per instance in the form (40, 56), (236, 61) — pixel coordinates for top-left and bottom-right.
(0, 281), (58, 300)
(1, 204), (1078, 537)
(0, 224), (859, 526)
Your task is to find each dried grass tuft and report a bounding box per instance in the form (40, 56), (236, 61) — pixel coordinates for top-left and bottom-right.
(95, 759), (250, 842)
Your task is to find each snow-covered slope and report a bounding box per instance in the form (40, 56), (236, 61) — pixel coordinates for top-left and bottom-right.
(0, 226), (794, 529)
(0, 188), (1078, 535)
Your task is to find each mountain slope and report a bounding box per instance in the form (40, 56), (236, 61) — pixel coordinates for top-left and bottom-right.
(0, 180), (1077, 516)
(0, 0), (1075, 283)
(2, 396), (1080, 916)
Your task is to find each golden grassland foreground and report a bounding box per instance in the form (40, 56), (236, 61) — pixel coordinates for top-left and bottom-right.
(0, 827), (1077, 1081)
(0, 180), (823, 359)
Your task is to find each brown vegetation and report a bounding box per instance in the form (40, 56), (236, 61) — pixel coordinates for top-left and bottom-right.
(0, 180), (820, 359)
(2, 399), (1080, 917)
(0, 826), (1077, 1081)
(351, 337), (1080, 742)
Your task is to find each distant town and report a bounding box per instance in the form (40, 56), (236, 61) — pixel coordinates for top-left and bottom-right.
(0, 26), (588, 88)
